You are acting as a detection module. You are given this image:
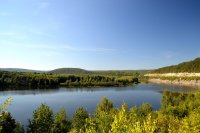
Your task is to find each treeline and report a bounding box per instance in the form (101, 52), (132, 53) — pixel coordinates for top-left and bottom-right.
(0, 71), (139, 89)
(0, 71), (59, 88)
(153, 57), (200, 73)
(1, 91), (200, 133)
(60, 75), (139, 87)
(94, 70), (150, 77)
(49, 68), (150, 76)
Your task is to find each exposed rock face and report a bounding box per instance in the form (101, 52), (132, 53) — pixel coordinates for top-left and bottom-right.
(145, 73), (200, 88)
(145, 73), (200, 77)
(148, 78), (200, 88)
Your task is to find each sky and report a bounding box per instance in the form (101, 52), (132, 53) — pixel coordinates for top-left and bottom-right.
(0, 0), (200, 70)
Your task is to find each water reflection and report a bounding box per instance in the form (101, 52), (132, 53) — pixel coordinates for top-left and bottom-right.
(0, 84), (196, 96)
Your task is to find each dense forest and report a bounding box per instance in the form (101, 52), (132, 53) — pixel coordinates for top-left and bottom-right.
(153, 58), (200, 73)
(1, 91), (200, 133)
(0, 71), (139, 90)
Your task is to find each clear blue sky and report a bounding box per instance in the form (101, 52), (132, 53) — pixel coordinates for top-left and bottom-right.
(0, 0), (200, 70)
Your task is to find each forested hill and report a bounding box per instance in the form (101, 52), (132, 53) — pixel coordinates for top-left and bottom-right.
(49, 68), (92, 75)
(153, 58), (200, 73)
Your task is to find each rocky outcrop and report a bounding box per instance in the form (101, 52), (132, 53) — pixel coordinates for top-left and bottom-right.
(145, 73), (200, 77)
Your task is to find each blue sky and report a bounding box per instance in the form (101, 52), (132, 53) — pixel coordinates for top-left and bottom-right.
(0, 0), (200, 70)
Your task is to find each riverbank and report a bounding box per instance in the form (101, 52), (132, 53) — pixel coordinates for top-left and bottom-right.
(148, 78), (200, 88)
(145, 73), (200, 88)
(145, 73), (200, 77)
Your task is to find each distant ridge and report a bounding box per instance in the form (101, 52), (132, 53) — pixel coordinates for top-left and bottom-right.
(0, 68), (150, 76)
(153, 57), (200, 73)
(0, 68), (45, 73)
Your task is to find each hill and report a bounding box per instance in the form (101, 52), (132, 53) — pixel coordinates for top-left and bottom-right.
(49, 68), (92, 75)
(153, 58), (200, 73)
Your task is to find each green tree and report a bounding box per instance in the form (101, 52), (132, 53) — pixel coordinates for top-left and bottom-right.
(14, 122), (25, 133)
(0, 97), (12, 114)
(137, 103), (153, 118)
(0, 97), (16, 133)
(96, 97), (113, 112)
(94, 97), (114, 133)
(72, 107), (89, 132)
(110, 104), (128, 133)
(0, 112), (16, 133)
(52, 108), (71, 133)
(27, 104), (53, 133)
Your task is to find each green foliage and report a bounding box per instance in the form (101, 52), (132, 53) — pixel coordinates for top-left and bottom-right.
(110, 104), (129, 133)
(179, 109), (200, 133)
(96, 97), (113, 113)
(72, 107), (89, 132)
(0, 112), (16, 133)
(153, 57), (200, 73)
(0, 71), (59, 89)
(27, 104), (53, 133)
(161, 91), (200, 118)
(94, 97), (114, 133)
(0, 97), (16, 133)
(52, 108), (71, 133)
(129, 103), (153, 122)
(14, 122), (25, 133)
(61, 75), (139, 87)
(84, 117), (98, 133)
(0, 97), (12, 114)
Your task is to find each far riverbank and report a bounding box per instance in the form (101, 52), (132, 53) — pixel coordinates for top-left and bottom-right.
(147, 78), (200, 88)
(145, 73), (200, 88)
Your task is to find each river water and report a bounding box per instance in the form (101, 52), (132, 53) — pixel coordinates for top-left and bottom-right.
(0, 83), (195, 126)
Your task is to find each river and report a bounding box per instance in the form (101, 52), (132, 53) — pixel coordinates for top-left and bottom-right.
(0, 83), (196, 126)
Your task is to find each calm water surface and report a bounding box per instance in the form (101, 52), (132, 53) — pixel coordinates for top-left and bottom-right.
(0, 84), (195, 126)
